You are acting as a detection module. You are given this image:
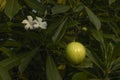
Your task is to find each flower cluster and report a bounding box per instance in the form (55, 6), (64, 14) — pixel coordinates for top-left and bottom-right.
(22, 16), (47, 30)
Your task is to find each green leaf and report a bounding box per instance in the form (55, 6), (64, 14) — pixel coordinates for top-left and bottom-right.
(52, 17), (68, 42)
(0, 66), (12, 80)
(0, 55), (24, 70)
(2, 40), (22, 48)
(0, 48), (39, 72)
(91, 30), (104, 43)
(108, 22), (119, 37)
(24, 0), (44, 14)
(109, 0), (116, 5)
(18, 48), (39, 73)
(46, 54), (62, 80)
(0, 23), (11, 32)
(86, 49), (104, 72)
(52, 5), (70, 14)
(84, 6), (101, 30)
(113, 42), (120, 57)
(103, 34), (120, 42)
(75, 58), (93, 69)
(72, 72), (88, 80)
(111, 57), (120, 72)
(0, 47), (14, 57)
(91, 29), (106, 51)
(106, 42), (114, 61)
(67, 20), (79, 28)
(5, 0), (21, 20)
(73, 3), (84, 12)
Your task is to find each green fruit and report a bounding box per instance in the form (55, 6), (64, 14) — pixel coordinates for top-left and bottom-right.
(0, 0), (6, 12)
(66, 42), (86, 65)
(57, 0), (66, 5)
(82, 27), (87, 31)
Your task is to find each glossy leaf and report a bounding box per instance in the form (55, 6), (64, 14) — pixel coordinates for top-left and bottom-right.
(46, 54), (62, 80)
(5, 0), (21, 20)
(84, 6), (101, 30)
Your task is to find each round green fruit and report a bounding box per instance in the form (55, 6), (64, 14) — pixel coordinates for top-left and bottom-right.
(82, 27), (87, 31)
(66, 42), (86, 65)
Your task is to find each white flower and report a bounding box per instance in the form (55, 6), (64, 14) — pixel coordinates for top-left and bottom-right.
(22, 16), (34, 30)
(22, 16), (47, 30)
(33, 17), (47, 29)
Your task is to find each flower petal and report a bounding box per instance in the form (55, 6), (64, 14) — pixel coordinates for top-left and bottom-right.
(24, 23), (33, 30)
(27, 16), (33, 22)
(22, 19), (29, 24)
(40, 21), (47, 29)
(33, 24), (40, 29)
(33, 20), (38, 24)
(36, 16), (42, 22)
(24, 25), (30, 30)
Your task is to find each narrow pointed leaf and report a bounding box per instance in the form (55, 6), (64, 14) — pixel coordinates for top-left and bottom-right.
(111, 57), (120, 71)
(0, 47), (14, 57)
(46, 54), (62, 80)
(52, 17), (68, 42)
(0, 54), (25, 70)
(0, 51), (37, 72)
(85, 6), (101, 30)
(86, 49), (104, 72)
(2, 40), (22, 48)
(18, 48), (39, 73)
(91, 29), (104, 43)
(91, 29), (106, 52)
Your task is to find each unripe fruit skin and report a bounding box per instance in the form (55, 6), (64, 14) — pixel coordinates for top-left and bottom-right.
(82, 27), (87, 31)
(66, 42), (86, 65)
(0, 0), (6, 12)
(57, 0), (66, 5)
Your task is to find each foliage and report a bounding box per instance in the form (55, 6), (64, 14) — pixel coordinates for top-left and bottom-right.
(0, 0), (120, 80)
